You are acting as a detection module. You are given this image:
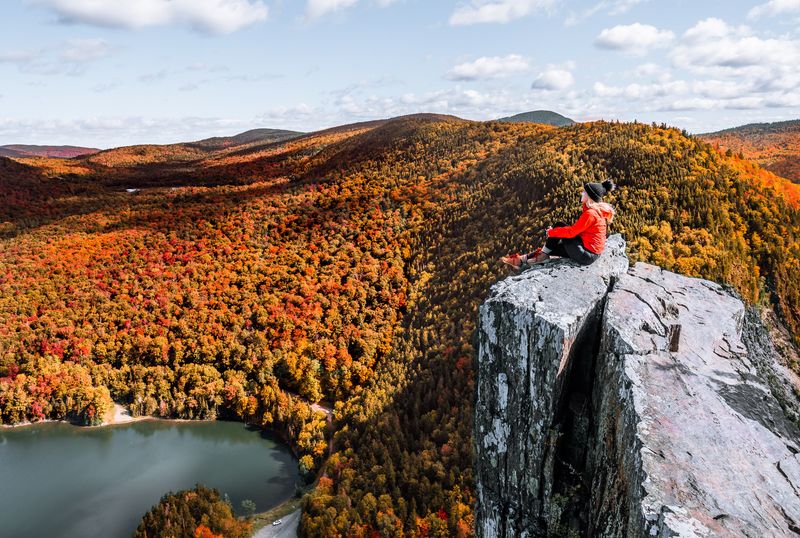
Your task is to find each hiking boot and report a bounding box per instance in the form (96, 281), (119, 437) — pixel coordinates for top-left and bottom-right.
(529, 250), (550, 264)
(500, 253), (525, 269)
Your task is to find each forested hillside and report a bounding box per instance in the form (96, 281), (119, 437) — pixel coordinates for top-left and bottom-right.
(0, 144), (100, 158)
(1, 115), (799, 536)
(701, 119), (800, 183)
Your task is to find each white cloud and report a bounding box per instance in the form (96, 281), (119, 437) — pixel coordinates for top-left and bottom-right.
(595, 23), (675, 55)
(691, 79), (751, 99)
(585, 19), (800, 117)
(665, 19), (800, 113)
(682, 17), (740, 43)
(752, 71), (800, 92)
(61, 38), (111, 61)
(593, 82), (623, 97)
(662, 96), (763, 111)
(449, 0), (555, 25)
(306, 0), (358, 18)
(585, 19), (800, 116)
(632, 62), (661, 77)
(92, 81), (121, 93)
(0, 50), (40, 64)
(661, 97), (719, 111)
(29, 0), (268, 34)
(531, 68), (574, 90)
(600, 0), (647, 16)
(565, 0), (649, 26)
(0, 115), (253, 148)
(259, 103), (319, 124)
(186, 63), (230, 73)
(0, 38), (112, 75)
(130, 66), (280, 89)
(225, 72), (283, 82)
(447, 54), (530, 80)
(748, 0), (800, 19)
(138, 70), (168, 83)
(765, 93), (800, 107)
(628, 80), (687, 98)
(593, 80), (688, 100)
(671, 18), (800, 75)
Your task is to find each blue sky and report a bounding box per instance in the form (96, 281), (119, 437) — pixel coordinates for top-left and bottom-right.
(1, 0), (799, 147)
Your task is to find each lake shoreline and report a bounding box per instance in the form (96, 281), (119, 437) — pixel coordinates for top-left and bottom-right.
(1, 416), (302, 538)
(0, 402), (215, 429)
(249, 492), (307, 536)
(2, 401), (313, 535)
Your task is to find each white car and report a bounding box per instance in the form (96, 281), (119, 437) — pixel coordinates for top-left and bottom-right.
(272, 519), (283, 526)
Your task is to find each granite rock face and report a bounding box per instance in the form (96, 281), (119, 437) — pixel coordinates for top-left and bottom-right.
(590, 263), (800, 537)
(474, 234), (629, 537)
(475, 238), (800, 537)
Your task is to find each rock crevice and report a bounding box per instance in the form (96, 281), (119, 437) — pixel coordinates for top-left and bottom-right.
(474, 235), (628, 537)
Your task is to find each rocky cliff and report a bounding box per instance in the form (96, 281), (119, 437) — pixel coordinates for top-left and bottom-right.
(475, 234), (800, 537)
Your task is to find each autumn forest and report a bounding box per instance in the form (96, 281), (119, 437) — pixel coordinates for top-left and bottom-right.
(2, 114), (800, 536)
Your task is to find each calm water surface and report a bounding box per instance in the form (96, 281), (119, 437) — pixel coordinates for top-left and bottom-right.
(0, 420), (301, 538)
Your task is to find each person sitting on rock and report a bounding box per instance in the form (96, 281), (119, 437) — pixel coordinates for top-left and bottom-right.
(501, 180), (616, 269)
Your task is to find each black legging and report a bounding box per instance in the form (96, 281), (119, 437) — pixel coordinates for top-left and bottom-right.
(526, 221), (600, 266)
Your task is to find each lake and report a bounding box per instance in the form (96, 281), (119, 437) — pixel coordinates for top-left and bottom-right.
(0, 420), (301, 538)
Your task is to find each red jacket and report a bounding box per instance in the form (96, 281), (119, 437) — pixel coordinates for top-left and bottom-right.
(547, 203), (613, 254)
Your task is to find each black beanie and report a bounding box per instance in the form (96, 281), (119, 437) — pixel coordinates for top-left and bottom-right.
(584, 180), (616, 202)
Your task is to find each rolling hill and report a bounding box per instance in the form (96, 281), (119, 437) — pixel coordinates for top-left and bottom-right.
(700, 119), (800, 183)
(1, 114), (799, 536)
(82, 127), (303, 168)
(496, 110), (575, 126)
(0, 144), (100, 158)
(189, 128), (304, 150)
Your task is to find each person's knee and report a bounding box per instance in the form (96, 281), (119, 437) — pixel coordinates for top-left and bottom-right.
(544, 237), (561, 250)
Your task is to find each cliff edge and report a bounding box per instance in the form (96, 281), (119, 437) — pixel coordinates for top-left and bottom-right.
(475, 234), (800, 537)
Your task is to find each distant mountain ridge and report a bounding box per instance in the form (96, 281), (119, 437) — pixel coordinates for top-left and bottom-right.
(189, 128), (304, 150)
(83, 127), (305, 168)
(0, 144), (100, 159)
(496, 110), (575, 126)
(2, 129), (303, 166)
(700, 119), (800, 183)
(700, 119), (800, 136)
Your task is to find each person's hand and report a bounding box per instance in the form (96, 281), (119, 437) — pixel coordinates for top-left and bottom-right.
(546, 226), (552, 232)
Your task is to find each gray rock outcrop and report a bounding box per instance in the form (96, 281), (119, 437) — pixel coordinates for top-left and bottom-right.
(475, 235), (800, 537)
(590, 263), (800, 537)
(474, 235), (629, 537)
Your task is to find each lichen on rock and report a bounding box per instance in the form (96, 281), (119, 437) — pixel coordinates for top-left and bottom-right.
(474, 235), (628, 537)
